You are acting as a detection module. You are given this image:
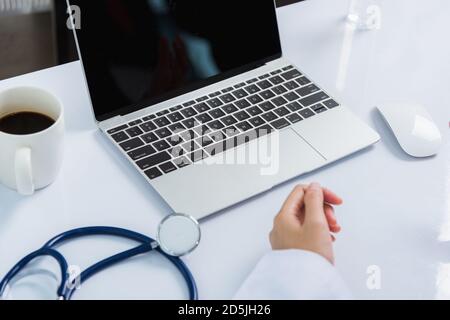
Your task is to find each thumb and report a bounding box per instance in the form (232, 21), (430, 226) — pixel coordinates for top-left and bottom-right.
(304, 183), (327, 226)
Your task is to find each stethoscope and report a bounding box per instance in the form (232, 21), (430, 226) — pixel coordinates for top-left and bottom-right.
(0, 214), (201, 300)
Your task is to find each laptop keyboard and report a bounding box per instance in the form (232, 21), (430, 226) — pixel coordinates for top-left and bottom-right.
(107, 65), (340, 180)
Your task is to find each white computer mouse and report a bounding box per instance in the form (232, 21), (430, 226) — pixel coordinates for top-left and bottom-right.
(377, 103), (442, 158)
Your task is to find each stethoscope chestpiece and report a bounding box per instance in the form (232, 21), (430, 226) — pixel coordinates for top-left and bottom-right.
(157, 213), (201, 257)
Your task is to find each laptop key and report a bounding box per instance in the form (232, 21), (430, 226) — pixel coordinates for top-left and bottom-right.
(257, 80), (272, 90)
(183, 100), (196, 107)
(144, 167), (163, 180)
(159, 162), (177, 174)
(232, 89), (248, 99)
(296, 84), (320, 97)
(208, 120), (225, 130)
(269, 75), (284, 85)
(223, 104), (238, 114)
(108, 125), (128, 135)
(154, 117), (170, 128)
(222, 87), (234, 93)
(282, 65), (294, 71)
(180, 130), (197, 141)
(299, 108), (315, 119)
(156, 110), (169, 117)
(287, 101), (303, 112)
(126, 127), (143, 137)
(259, 73), (271, 79)
(209, 109), (226, 119)
(244, 84), (261, 94)
(170, 105), (183, 112)
(128, 119), (143, 126)
(153, 140), (171, 151)
(271, 119), (290, 130)
(140, 121), (157, 132)
(311, 103), (325, 112)
(196, 113), (213, 124)
(262, 112), (278, 122)
(299, 92), (329, 107)
(259, 101), (276, 112)
(249, 116), (264, 127)
(222, 115), (238, 126)
(223, 126), (239, 137)
(111, 131), (129, 143)
(235, 110), (250, 121)
(196, 96), (209, 103)
(168, 112), (184, 123)
(209, 131), (226, 143)
(169, 122), (186, 132)
(206, 98), (223, 108)
(284, 92), (300, 102)
(194, 103), (210, 113)
(209, 91), (221, 98)
(312, 104), (327, 114)
(143, 114), (156, 121)
(248, 95), (263, 105)
(272, 85), (287, 95)
(235, 99), (251, 109)
(235, 121), (253, 132)
(174, 156), (191, 168)
(246, 78), (258, 84)
(260, 90), (275, 100)
(193, 124), (209, 137)
(155, 128), (172, 139)
(182, 118), (196, 129)
(137, 151), (171, 170)
(323, 99), (339, 109)
(272, 97), (288, 107)
(219, 93), (236, 103)
(120, 137), (144, 151)
(141, 132), (158, 144)
(287, 113), (303, 124)
(274, 107), (290, 117)
(196, 135), (215, 147)
(281, 69), (302, 80)
(284, 80), (299, 90)
(168, 146), (185, 158)
(296, 77), (312, 86)
(128, 145), (156, 161)
(247, 106), (263, 116)
(181, 107), (197, 118)
(167, 135), (184, 146)
(270, 69), (282, 75)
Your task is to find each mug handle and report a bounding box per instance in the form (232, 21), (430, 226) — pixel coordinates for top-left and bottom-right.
(15, 148), (35, 196)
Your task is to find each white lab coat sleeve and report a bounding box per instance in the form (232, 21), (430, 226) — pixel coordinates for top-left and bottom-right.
(233, 249), (352, 300)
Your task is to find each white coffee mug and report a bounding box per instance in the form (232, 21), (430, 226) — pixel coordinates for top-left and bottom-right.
(0, 87), (64, 195)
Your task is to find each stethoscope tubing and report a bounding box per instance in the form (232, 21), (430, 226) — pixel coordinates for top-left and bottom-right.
(0, 226), (198, 300)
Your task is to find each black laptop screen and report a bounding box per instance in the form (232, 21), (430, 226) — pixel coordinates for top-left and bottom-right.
(68, 0), (282, 121)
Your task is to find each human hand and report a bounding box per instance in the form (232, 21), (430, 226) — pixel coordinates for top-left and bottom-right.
(269, 183), (343, 264)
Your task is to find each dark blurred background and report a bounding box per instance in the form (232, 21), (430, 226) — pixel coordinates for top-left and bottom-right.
(0, 0), (303, 80)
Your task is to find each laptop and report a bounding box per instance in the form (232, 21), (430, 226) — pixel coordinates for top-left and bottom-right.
(68, 0), (379, 219)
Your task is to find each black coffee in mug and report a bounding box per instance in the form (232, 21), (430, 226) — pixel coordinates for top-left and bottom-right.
(0, 111), (55, 135)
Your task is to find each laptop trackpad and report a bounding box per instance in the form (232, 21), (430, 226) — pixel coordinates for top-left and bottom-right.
(152, 128), (326, 219)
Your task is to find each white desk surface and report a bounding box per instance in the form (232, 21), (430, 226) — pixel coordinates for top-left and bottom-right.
(0, 0), (449, 300)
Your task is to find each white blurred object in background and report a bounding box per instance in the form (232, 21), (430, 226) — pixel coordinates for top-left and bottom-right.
(0, 0), (51, 15)
(347, 0), (382, 30)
